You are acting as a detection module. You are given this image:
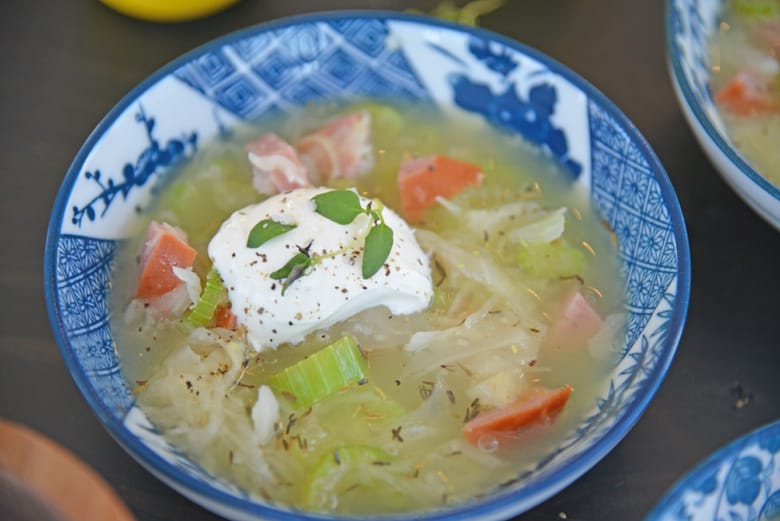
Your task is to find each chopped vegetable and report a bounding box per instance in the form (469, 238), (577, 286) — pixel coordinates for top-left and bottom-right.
(462, 385), (573, 444)
(186, 268), (226, 327)
(252, 385), (280, 445)
(517, 241), (585, 278)
(269, 336), (368, 408)
(467, 367), (529, 409)
(364, 104), (403, 137)
(506, 207), (567, 244)
(714, 69), (780, 115)
(136, 221), (197, 299)
(397, 155), (484, 223)
(214, 304), (237, 329)
(303, 445), (400, 510)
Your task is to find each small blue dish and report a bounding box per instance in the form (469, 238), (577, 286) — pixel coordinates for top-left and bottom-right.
(45, 12), (690, 521)
(666, 0), (780, 230)
(647, 421), (780, 521)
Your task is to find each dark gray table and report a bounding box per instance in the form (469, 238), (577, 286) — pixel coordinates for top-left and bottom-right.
(2, 1), (779, 519)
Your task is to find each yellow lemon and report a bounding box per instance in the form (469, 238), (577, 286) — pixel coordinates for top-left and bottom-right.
(101, 0), (240, 22)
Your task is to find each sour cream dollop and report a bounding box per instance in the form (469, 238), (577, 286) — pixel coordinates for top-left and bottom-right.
(208, 187), (433, 351)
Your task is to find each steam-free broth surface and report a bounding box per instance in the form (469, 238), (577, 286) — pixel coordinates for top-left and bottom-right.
(113, 102), (625, 514)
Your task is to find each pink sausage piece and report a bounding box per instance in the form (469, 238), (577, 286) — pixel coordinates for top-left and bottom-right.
(246, 133), (311, 195)
(545, 289), (603, 350)
(296, 111), (373, 183)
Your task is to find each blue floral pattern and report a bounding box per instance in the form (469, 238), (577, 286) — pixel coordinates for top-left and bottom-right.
(438, 37), (582, 177)
(70, 107), (198, 228)
(648, 421), (780, 521)
(46, 15), (689, 519)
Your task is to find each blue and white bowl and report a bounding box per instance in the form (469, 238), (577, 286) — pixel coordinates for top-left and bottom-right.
(45, 12), (690, 521)
(647, 420), (780, 521)
(666, 0), (780, 230)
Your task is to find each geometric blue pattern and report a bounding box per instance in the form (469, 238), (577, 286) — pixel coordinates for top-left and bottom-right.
(647, 421), (780, 521)
(175, 20), (429, 121)
(589, 101), (677, 351)
(55, 235), (133, 417)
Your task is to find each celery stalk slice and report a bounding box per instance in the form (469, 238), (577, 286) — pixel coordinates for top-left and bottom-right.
(303, 445), (395, 511)
(517, 241), (585, 279)
(269, 336), (368, 408)
(186, 268), (226, 326)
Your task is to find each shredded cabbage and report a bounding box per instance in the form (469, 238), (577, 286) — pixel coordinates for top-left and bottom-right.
(252, 385), (280, 445)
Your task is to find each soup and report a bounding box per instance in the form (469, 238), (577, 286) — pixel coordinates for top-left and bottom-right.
(710, 0), (780, 185)
(113, 102), (625, 514)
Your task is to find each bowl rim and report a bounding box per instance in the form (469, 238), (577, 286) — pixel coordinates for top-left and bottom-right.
(44, 10), (691, 520)
(664, 0), (780, 203)
(645, 419), (780, 520)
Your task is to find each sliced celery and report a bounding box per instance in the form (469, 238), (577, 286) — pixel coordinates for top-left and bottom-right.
(186, 268), (226, 326)
(732, 0), (780, 18)
(269, 336), (368, 408)
(517, 241), (585, 279)
(367, 104), (403, 137)
(303, 445), (398, 511)
(430, 287), (450, 313)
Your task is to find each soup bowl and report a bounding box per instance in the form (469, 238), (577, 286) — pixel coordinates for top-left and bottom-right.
(666, 0), (780, 230)
(45, 12), (690, 521)
(647, 420), (780, 521)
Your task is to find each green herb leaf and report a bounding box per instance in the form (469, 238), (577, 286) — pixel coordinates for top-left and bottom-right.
(270, 252), (314, 295)
(281, 262), (310, 295)
(247, 219), (296, 248)
(362, 223), (393, 279)
(312, 190), (364, 225)
(270, 253), (311, 280)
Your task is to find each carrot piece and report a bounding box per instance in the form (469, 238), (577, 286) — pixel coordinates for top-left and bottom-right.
(136, 222), (197, 299)
(714, 70), (780, 115)
(214, 304), (237, 329)
(397, 155), (483, 223)
(463, 385), (573, 445)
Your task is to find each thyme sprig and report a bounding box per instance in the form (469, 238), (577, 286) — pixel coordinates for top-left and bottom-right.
(247, 219), (296, 248)
(311, 190), (394, 279)
(246, 190), (395, 295)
